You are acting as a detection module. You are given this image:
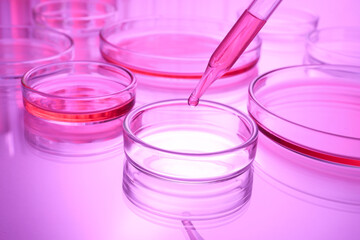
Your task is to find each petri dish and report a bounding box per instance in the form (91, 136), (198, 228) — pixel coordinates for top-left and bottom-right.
(305, 27), (360, 66)
(0, 26), (73, 81)
(32, 0), (116, 35)
(248, 64), (360, 167)
(122, 99), (258, 224)
(100, 18), (261, 107)
(22, 61), (136, 124)
(259, 8), (319, 41)
(249, 65), (360, 211)
(33, 0), (116, 60)
(0, 26), (73, 137)
(256, 7), (318, 73)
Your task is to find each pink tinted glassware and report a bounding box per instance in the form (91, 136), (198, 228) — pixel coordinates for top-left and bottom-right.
(0, 26), (73, 82)
(248, 64), (360, 166)
(22, 61), (136, 124)
(188, 0), (282, 106)
(0, 26), (73, 142)
(24, 110), (125, 158)
(100, 18), (261, 109)
(33, 0), (116, 60)
(122, 99), (258, 226)
(257, 7), (318, 74)
(306, 27), (360, 66)
(248, 65), (360, 212)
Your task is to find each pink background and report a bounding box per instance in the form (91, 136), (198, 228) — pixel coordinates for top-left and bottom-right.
(1, 1), (360, 240)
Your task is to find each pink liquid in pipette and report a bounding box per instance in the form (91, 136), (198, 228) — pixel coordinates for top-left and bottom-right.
(188, 10), (266, 106)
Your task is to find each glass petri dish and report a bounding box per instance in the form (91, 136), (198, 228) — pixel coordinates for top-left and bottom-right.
(22, 61), (136, 124)
(0, 26), (73, 137)
(100, 18), (261, 107)
(32, 0), (116, 35)
(305, 27), (360, 66)
(260, 8), (319, 41)
(0, 26), (73, 81)
(248, 65), (360, 167)
(122, 99), (258, 224)
(33, 0), (116, 60)
(255, 7), (318, 74)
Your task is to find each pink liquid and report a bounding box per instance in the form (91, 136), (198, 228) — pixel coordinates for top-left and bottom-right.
(23, 78), (135, 122)
(102, 33), (259, 78)
(250, 79), (360, 166)
(24, 97), (134, 123)
(188, 9), (266, 106)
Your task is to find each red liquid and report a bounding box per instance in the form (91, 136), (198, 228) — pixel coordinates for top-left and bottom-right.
(23, 76), (135, 122)
(254, 118), (360, 167)
(24, 97), (135, 123)
(188, 9), (266, 106)
(102, 33), (259, 78)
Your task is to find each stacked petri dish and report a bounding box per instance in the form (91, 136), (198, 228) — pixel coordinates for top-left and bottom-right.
(33, 0), (117, 60)
(100, 17), (261, 110)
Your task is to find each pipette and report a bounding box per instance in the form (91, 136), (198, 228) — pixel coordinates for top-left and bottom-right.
(188, 0), (282, 106)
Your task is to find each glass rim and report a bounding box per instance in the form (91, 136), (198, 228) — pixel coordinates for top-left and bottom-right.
(249, 64), (360, 141)
(268, 7), (319, 24)
(0, 25), (73, 66)
(123, 99), (258, 157)
(32, 0), (116, 23)
(248, 64), (360, 166)
(307, 26), (360, 58)
(21, 60), (136, 100)
(259, 7), (319, 37)
(308, 26), (360, 36)
(100, 17), (262, 62)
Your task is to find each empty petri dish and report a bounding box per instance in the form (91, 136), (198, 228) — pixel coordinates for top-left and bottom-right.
(22, 61), (136, 124)
(33, 0), (116, 60)
(100, 18), (261, 108)
(305, 27), (360, 66)
(248, 65), (360, 167)
(256, 8), (318, 73)
(0, 26), (73, 81)
(122, 99), (258, 224)
(0, 26), (73, 136)
(260, 8), (318, 41)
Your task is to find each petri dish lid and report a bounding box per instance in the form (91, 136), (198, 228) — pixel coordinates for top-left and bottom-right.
(248, 64), (360, 167)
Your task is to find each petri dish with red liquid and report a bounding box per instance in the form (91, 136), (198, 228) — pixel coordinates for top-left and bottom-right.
(122, 99), (258, 226)
(22, 61), (136, 124)
(248, 64), (360, 167)
(248, 65), (360, 211)
(100, 18), (261, 108)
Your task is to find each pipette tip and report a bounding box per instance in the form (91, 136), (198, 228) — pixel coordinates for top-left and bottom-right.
(187, 93), (199, 107)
